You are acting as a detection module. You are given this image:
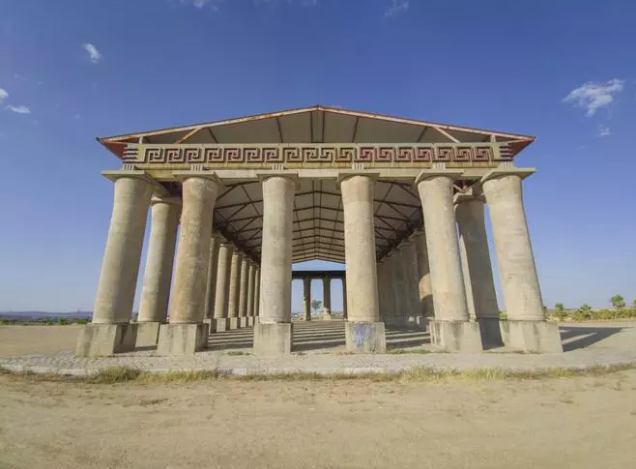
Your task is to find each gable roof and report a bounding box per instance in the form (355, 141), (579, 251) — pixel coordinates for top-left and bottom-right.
(98, 105), (535, 159)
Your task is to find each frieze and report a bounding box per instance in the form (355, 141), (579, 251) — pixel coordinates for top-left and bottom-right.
(122, 143), (512, 166)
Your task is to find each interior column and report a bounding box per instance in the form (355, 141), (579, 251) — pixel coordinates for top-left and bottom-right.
(246, 262), (256, 326)
(227, 250), (243, 329)
(322, 277), (332, 320)
(455, 193), (502, 346)
(213, 241), (233, 332)
(416, 171), (482, 352)
(412, 229), (434, 322)
(238, 256), (250, 327)
(253, 174), (296, 355)
(303, 277), (312, 321)
(482, 171), (562, 352)
(203, 232), (221, 331)
(136, 195), (181, 347)
(340, 173), (385, 352)
(158, 172), (222, 355)
(76, 172), (154, 357)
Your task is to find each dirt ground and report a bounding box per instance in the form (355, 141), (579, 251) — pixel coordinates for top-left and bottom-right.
(0, 325), (82, 356)
(0, 370), (635, 469)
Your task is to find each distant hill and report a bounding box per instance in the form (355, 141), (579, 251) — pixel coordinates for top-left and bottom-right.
(0, 311), (92, 320)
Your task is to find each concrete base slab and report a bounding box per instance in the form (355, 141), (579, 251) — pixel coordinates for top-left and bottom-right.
(345, 322), (386, 353)
(157, 323), (209, 355)
(254, 323), (293, 356)
(239, 317), (248, 328)
(214, 318), (229, 332)
(135, 322), (163, 347)
(477, 318), (504, 348)
(246, 317), (254, 327)
(203, 319), (216, 334)
(503, 320), (563, 353)
(229, 318), (240, 330)
(75, 323), (137, 358)
(429, 320), (483, 353)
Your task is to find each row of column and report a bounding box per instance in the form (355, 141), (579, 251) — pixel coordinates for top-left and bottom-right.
(77, 168), (561, 358)
(301, 277), (339, 321)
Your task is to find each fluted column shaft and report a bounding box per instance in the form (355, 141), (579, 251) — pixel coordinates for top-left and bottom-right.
(455, 198), (499, 319)
(138, 196), (180, 323)
(238, 257), (249, 319)
(246, 263), (256, 317)
(213, 242), (233, 319)
(483, 174), (544, 321)
(322, 277), (331, 313)
(93, 175), (154, 324)
(416, 175), (470, 321)
(340, 175), (380, 322)
(169, 176), (221, 323)
(204, 233), (221, 321)
(259, 176), (295, 323)
(303, 277), (312, 321)
(227, 251), (243, 319)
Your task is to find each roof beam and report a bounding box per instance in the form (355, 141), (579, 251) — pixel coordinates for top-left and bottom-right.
(431, 125), (460, 143)
(176, 127), (203, 144)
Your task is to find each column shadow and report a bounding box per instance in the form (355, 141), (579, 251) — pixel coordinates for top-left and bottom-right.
(560, 325), (626, 352)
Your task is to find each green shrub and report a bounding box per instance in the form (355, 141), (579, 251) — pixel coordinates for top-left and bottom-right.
(57, 317), (69, 325)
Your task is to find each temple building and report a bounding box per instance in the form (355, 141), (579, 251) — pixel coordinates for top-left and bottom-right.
(76, 106), (563, 357)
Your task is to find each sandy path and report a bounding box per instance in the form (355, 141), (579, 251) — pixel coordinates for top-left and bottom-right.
(1, 371), (636, 469)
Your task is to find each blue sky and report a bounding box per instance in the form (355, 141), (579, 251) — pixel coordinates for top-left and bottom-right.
(0, 0), (635, 313)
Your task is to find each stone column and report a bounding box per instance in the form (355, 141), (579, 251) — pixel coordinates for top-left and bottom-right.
(303, 277), (312, 321)
(340, 174), (385, 352)
(455, 194), (502, 346)
(203, 232), (221, 330)
(136, 195), (181, 347)
(379, 254), (396, 324)
(482, 171), (562, 352)
(76, 172), (154, 357)
(342, 277), (348, 320)
(416, 171), (482, 352)
(158, 173), (222, 355)
(253, 267), (261, 321)
(322, 277), (332, 320)
(238, 256), (250, 327)
(254, 174), (296, 355)
(213, 242), (233, 332)
(401, 240), (421, 328)
(389, 247), (407, 325)
(412, 229), (434, 329)
(227, 250), (243, 329)
(246, 262), (256, 326)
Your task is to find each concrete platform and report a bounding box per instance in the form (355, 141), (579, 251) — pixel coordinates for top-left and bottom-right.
(429, 320), (483, 353)
(75, 323), (137, 357)
(157, 323), (209, 355)
(3, 321), (636, 377)
(135, 322), (163, 347)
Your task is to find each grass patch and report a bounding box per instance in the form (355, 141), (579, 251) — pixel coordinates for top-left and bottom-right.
(2, 363), (635, 385)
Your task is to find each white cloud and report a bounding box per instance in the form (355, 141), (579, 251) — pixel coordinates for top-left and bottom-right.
(6, 105), (31, 114)
(385, 0), (409, 17)
(175, 0), (222, 9)
(562, 79), (624, 117)
(0, 88), (8, 103)
(82, 43), (102, 63)
(597, 125), (611, 137)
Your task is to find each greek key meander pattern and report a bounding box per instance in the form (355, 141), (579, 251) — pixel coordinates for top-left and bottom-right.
(122, 143), (512, 165)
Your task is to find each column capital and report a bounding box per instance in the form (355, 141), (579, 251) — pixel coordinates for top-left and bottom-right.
(172, 170), (225, 189)
(256, 170), (300, 188)
(414, 169), (464, 186)
(102, 170), (167, 194)
(480, 168), (535, 185)
(336, 170), (381, 186)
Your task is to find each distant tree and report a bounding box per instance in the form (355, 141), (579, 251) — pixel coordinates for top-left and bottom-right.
(580, 304), (592, 314)
(611, 295), (626, 310)
(555, 303), (565, 312)
(311, 300), (322, 316)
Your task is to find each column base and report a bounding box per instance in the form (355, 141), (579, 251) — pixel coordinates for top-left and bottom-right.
(135, 322), (164, 347)
(303, 313), (311, 321)
(75, 323), (137, 357)
(429, 320), (483, 353)
(214, 318), (229, 332)
(157, 323), (209, 355)
(476, 318), (504, 348)
(247, 317), (255, 326)
(239, 317), (248, 328)
(501, 320), (563, 353)
(228, 317), (240, 330)
(345, 322), (386, 353)
(322, 308), (332, 320)
(203, 318), (216, 333)
(253, 323), (293, 356)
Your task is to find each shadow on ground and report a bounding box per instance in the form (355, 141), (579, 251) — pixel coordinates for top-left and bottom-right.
(560, 325), (626, 352)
